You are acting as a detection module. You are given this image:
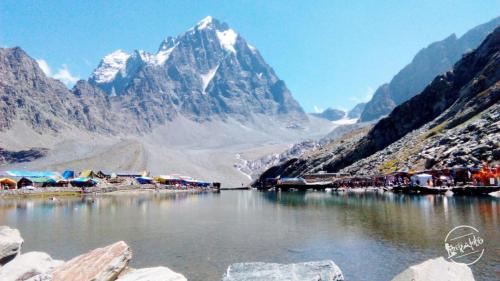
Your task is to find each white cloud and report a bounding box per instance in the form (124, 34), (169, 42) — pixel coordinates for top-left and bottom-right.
(349, 86), (375, 103)
(313, 105), (322, 113)
(53, 64), (79, 86)
(36, 60), (79, 87)
(365, 86), (374, 100)
(36, 59), (52, 76)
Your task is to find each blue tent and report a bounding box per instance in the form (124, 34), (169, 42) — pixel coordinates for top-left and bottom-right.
(70, 178), (98, 187)
(62, 170), (75, 179)
(136, 177), (153, 184)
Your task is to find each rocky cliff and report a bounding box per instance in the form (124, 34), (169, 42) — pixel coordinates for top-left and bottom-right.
(255, 27), (500, 183)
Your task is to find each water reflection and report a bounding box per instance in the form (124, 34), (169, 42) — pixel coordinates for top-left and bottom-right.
(0, 191), (497, 281)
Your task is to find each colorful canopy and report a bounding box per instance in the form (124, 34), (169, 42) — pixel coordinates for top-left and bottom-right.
(6, 170), (58, 178)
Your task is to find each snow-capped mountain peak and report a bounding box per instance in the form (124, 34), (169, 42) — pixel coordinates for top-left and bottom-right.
(197, 16), (213, 30)
(91, 49), (130, 83)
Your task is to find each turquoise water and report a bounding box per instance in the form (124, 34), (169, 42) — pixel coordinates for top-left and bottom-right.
(0, 191), (498, 280)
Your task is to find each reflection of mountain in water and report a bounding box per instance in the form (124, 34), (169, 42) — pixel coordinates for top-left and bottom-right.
(262, 191), (498, 248)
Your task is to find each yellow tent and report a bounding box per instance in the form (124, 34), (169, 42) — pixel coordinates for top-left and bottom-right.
(79, 170), (96, 178)
(0, 178), (17, 189)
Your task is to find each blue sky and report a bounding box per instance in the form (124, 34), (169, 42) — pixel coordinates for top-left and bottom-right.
(1, 1), (498, 112)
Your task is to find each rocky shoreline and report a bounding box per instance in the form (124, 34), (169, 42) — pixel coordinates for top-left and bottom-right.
(0, 226), (477, 281)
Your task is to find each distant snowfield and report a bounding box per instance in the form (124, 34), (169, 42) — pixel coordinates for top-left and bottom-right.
(0, 114), (335, 187)
(331, 117), (358, 126)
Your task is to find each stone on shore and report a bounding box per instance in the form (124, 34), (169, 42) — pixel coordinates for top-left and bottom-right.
(51, 241), (132, 281)
(391, 257), (475, 281)
(0, 225), (24, 264)
(222, 260), (344, 281)
(117, 266), (187, 281)
(0, 251), (63, 281)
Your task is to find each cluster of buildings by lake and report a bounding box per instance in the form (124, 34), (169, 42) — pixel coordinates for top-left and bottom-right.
(0, 169), (221, 192)
(258, 164), (500, 196)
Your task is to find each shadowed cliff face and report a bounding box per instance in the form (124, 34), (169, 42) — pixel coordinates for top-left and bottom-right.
(0, 147), (48, 164)
(359, 16), (500, 122)
(255, 27), (500, 183)
(327, 27), (500, 172)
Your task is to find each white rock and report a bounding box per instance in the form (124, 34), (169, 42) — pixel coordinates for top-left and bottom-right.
(0, 251), (63, 281)
(391, 257), (475, 281)
(117, 266), (187, 281)
(222, 260), (344, 281)
(0, 226), (24, 264)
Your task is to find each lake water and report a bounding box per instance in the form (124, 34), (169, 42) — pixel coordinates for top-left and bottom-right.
(0, 190), (498, 281)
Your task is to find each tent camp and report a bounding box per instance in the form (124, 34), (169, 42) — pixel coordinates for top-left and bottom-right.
(411, 173), (433, 187)
(0, 178), (16, 189)
(17, 177), (57, 188)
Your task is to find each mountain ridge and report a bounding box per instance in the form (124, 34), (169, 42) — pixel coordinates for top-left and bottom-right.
(359, 16), (500, 122)
(254, 26), (500, 184)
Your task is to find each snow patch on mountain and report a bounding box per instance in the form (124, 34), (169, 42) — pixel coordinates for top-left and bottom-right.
(247, 43), (257, 53)
(200, 65), (219, 93)
(197, 16), (213, 30)
(91, 50), (130, 83)
(216, 29), (238, 54)
(156, 42), (178, 65)
(136, 50), (155, 64)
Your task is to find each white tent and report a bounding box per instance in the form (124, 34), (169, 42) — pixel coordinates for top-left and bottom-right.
(411, 173), (433, 187)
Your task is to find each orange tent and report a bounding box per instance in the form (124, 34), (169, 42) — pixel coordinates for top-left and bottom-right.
(0, 178), (17, 189)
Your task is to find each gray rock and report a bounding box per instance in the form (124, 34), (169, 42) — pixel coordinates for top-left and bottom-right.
(51, 241), (132, 281)
(117, 266), (187, 281)
(222, 260), (344, 281)
(0, 251), (63, 281)
(0, 226), (24, 265)
(391, 257), (475, 281)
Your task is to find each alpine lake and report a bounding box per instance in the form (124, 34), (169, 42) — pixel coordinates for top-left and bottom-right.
(0, 190), (498, 281)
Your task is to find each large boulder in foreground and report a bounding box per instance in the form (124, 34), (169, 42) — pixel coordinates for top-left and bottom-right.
(0, 251), (63, 281)
(52, 241), (132, 281)
(0, 226), (24, 264)
(222, 260), (344, 281)
(391, 257), (475, 281)
(117, 266), (187, 281)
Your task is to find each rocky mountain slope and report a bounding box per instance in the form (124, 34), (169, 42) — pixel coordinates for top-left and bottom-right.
(346, 103), (366, 119)
(254, 27), (500, 183)
(0, 48), (116, 134)
(0, 17), (335, 187)
(359, 16), (499, 122)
